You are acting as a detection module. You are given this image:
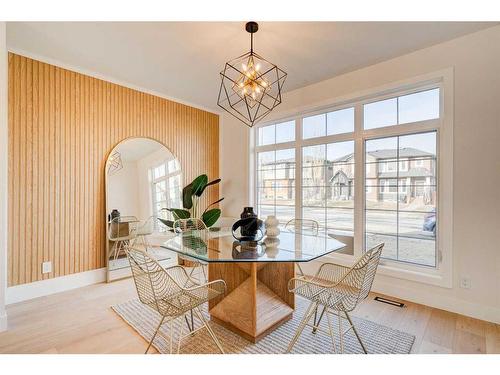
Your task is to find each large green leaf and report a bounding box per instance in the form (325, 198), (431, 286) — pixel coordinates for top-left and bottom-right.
(191, 174), (208, 197)
(202, 197), (225, 214)
(202, 208), (221, 228)
(157, 218), (174, 228)
(182, 235), (207, 253)
(198, 178), (221, 196)
(182, 183), (193, 209)
(165, 208), (191, 220)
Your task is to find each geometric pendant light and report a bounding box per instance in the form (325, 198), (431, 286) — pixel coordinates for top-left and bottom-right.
(217, 22), (287, 127)
(107, 150), (123, 175)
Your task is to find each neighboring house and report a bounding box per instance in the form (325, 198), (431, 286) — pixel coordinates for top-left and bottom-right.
(259, 147), (435, 207)
(259, 157), (295, 205)
(364, 148), (436, 205)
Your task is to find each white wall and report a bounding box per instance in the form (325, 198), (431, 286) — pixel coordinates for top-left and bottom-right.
(220, 25), (500, 323)
(0, 22), (8, 331)
(219, 115), (250, 218)
(107, 161), (140, 218)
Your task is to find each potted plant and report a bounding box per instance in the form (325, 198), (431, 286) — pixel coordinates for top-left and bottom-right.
(158, 174), (224, 230)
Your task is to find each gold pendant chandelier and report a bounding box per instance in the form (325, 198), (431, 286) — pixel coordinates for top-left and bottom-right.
(217, 22), (287, 127)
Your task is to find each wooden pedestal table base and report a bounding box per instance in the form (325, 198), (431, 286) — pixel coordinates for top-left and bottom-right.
(208, 262), (295, 343)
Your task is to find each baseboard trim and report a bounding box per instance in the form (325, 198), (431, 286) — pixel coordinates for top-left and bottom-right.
(372, 277), (500, 325)
(6, 268), (107, 305)
(304, 258), (500, 325)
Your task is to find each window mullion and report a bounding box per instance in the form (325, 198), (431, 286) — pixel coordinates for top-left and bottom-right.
(353, 103), (364, 258)
(396, 135), (400, 262)
(295, 118), (303, 224)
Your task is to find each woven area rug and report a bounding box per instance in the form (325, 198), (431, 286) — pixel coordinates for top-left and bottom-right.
(112, 298), (414, 354)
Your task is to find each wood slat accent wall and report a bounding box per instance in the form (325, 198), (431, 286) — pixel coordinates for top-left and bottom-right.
(7, 53), (219, 286)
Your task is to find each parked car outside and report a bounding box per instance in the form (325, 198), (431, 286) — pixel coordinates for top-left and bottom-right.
(423, 208), (436, 235)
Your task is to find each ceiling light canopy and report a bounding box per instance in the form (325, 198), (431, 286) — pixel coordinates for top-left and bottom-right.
(217, 22), (287, 128)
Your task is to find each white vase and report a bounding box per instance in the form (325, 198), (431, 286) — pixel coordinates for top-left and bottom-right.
(264, 237), (280, 258)
(265, 215), (280, 238)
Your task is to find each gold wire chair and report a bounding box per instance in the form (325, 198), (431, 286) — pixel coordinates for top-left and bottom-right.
(286, 243), (384, 354)
(173, 218), (209, 283)
(284, 218), (320, 278)
(125, 247), (226, 354)
(133, 216), (155, 249)
(284, 218), (320, 235)
(108, 216), (139, 261)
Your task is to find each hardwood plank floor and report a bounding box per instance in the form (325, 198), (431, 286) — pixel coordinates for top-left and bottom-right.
(0, 278), (498, 354)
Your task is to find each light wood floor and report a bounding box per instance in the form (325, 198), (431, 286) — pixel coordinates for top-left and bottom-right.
(0, 278), (499, 354)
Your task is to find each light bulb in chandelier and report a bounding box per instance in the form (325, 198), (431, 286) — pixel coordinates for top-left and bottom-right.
(233, 56), (271, 108)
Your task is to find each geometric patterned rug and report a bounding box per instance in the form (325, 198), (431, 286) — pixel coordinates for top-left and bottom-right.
(112, 297), (415, 354)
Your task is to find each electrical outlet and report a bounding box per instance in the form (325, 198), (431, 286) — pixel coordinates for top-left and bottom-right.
(42, 261), (52, 274)
(460, 276), (471, 289)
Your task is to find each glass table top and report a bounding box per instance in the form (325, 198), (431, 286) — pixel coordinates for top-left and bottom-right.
(161, 230), (346, 263)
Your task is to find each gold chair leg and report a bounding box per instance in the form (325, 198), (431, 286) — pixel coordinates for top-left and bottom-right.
(169, 320), (174, 354)
(344, 311), (368, 354)
(194, 307), (224, 354)
(188, 265), (196, 278)
(312, 305), (326, 334)
(338, 310), (344, 353)
(296, 263), (305, 277)
(177, 315), (184, 354)
(325, 309), (338, 353)
(113, 241), (120, 261)
(286, 300), (318, 353)
(200, 264), (207, 283)
(145, 316), (165, 354)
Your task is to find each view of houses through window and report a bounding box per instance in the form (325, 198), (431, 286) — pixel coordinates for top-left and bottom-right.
(365, 132), (437, 266)
(255, 87), (440, 267)
(302, 140), (355, 236)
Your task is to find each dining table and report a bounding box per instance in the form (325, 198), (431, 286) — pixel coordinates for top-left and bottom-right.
(161, 230), (345, 343)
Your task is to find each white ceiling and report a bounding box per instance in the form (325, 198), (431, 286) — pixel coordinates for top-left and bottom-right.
(7, 22), (497, 112)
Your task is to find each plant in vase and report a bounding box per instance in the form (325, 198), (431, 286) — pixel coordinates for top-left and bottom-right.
(158, 174), (224, 230)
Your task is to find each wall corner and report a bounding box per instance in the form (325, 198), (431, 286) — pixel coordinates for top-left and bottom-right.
(0, 21), (9, 332)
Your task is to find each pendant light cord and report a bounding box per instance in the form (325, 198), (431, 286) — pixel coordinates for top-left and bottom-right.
(250, 32), (253, 54)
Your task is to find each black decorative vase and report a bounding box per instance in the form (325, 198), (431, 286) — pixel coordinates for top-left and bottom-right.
(232, 241), (266, 259)
(240, 207), (257, 236)
(109, 209), (121, 222)
(232, 208), (264, 242)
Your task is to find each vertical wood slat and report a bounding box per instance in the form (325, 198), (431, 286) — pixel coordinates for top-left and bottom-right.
(7, 53), (220, 286)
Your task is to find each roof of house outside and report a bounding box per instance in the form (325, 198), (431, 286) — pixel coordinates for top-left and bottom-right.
(378, 168), (434, 178)
(331, 169), (354, 181)
(263, 148), (434, 166)
(367, 147), (434, 159)
(332, 147), (434, 162)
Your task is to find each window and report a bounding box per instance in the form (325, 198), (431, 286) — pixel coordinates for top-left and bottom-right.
(365, 132), (437, 266)
(364, 88), (439, 130)
(380, 161), (397, 172)
(303, 107), (354, 139)
(254, 82), (445, 274)
(258, 120), (295, 145)
(302, 141), (355, 235)
(414, 158), (424, 168)
(151, 159), (182, 232)
(256, 148), (295, 223)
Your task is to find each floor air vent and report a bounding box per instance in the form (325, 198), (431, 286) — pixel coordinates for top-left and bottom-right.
(374, 296), (405, 308)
